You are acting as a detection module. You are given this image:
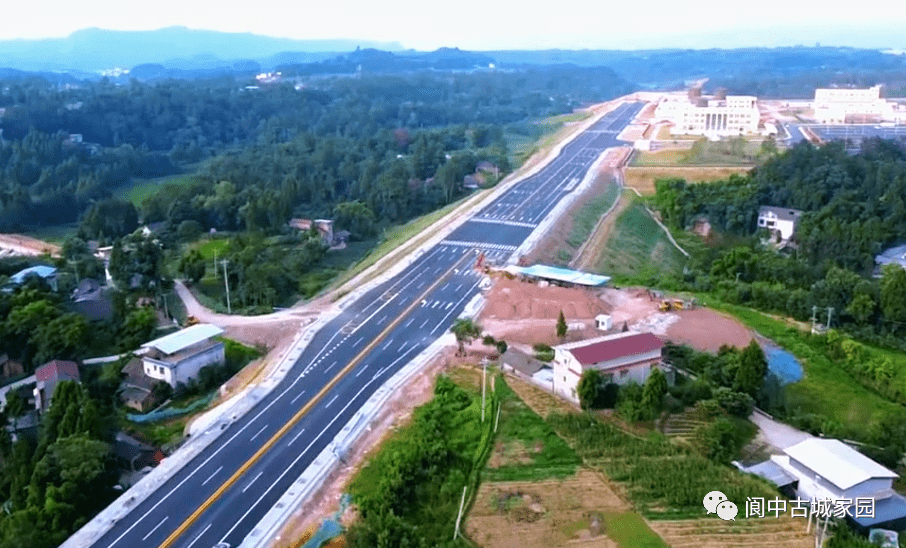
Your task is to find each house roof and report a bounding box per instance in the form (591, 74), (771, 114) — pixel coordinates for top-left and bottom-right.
(141, 324), (224, 355)
(35, 360), (80, 383)
(11, 265), (57, 284)
(758, 206), (803, 223)
(560, 332), (664, 366)
(785, 439), (898, 490)
(505, 264), (611, 287)
(72, 278), (102, 301)
(744, 459), (797, 487)
(502, 348), (546, 376)
(852, 492), (906, 527)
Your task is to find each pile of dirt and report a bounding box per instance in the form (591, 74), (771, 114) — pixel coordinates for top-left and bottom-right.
(478, 277), (610, 346)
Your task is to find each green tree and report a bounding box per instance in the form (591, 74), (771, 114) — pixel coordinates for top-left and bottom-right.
(33, 313), (89, 364)
(846, 292), (875, 326)
(119, 307), (157, 351)
(641, 367), (668, 413)
(880, 264), (906, 330)
(178, 249), (206, 283)
(733, 340), (768, 397)
(450, 318), (481, 356)
(577, 369), (602, 411)
(556, 310), (567, 340)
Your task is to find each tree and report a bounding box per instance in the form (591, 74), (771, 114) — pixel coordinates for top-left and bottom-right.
(556, 310), (567, 340)
(713, 387), (755, 417)
(450, 318), (481, 356)
(846, 292), (875, 326)
(733, 340), (768, 397)
(641, 367), (668, 413)
(176, 220), (203, 242)
(880, 264), (906, 330)
(577, 369), (602, 410)
(178, 249), (206, 283)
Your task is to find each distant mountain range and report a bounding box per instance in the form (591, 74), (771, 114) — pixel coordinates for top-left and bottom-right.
(0, 26), (404, 72)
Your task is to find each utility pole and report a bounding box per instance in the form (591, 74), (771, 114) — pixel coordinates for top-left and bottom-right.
(481, 361), (487, 422)
(811, 306), (818, 332)
(827, 307), (833, 330)
(221, 259), (231, 314)
(213, 250), (217, 279)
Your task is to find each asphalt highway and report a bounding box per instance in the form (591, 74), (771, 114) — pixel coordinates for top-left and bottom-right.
(89, 101), (643, 548)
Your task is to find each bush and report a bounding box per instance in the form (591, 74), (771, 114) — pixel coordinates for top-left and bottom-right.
(496, 340), (508, 354)
(670, 378), (714, 406)
(713, 387), (755, 418)
(692, 418), (745, 464)
(690, 399), (724, 421)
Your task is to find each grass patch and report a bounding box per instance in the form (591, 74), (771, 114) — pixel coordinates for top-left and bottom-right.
(114, 174), (200, 207)
(594, 193), (686, 280)
(601, 511), (671, 548)
(632, 139), (759, 167)
(485, 377), (581, 481)
(696, 297), (902, 429)
(565, 180), (620, 250)
(505, 109), (593, 167)
(192, 237), (232, 261)
(123, 416), (187, 447)
(22, 223), (78, 244)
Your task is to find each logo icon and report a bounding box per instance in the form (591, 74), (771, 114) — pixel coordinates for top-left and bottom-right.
(703, 491), (728, 514)
(716, 500), (739, 521)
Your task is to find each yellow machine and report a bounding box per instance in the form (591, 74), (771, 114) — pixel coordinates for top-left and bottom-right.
(659, 300), (672, 312)
(672, 299), (684, 310)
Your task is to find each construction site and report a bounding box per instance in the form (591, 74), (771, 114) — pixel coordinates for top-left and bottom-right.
(473, 253), (754, 354)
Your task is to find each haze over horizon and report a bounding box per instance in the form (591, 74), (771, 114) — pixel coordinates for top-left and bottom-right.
(3, 0), (906, 51)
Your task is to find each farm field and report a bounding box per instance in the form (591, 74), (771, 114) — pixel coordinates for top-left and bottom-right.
(624, 166), (752, 195)
(647, 515), (814, 548)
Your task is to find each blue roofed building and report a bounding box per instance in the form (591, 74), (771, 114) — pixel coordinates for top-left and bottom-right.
(5, 265), (58, 291)
(504, 264), (611, 287)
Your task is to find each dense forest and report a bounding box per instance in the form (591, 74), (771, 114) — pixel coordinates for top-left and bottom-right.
(0, 65), (634, 233)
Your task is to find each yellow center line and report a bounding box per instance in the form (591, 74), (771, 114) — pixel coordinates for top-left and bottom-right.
(158, 249), (476, 548)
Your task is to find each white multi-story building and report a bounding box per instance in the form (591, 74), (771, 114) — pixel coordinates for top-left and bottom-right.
(552, 332), (666, 404)
(813, 85), (895, 123)
(757, 206), (803, 241)
(140, 324), (225, 389)
(655, 95), (761, 137)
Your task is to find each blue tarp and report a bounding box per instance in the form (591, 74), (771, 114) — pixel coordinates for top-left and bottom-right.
(763, 343), (804, 385)
(302, 493), (351, 548)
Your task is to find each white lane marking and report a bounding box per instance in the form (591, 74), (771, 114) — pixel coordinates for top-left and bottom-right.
(325, 394), (339, 408)
(242, 471), (264, 493)
(142, 517), (168, 542)
(249, 425), (268, 442)
(355, 367), (366, 377)
(184, 523), (212, 548)
(288, 428), (307, 446)
(217, 344), (421, 544)
(290, 390), (307, 405)
(325, 359), (339, 372)
(445, 302), (453, 310)
(431, 301), (439, 309)
(404, 318), (414, 328)
(398, 342), (408, 353)
(201, 466), (223, 487)
(431, 278), (483, 336)
(420, 318), (431, 329)
(104, 367), (309, 548)
(378, 314), (388, 324)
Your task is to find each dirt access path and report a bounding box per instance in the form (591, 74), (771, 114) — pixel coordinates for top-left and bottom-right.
(572, 189), (632, 272)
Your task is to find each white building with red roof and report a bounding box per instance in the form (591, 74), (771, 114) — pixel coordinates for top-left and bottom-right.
(552, 332), (666, 403)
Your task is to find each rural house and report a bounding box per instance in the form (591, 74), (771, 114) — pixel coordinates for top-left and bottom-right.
(139, 324), (225, 389)
(766, 438), (906, 532)
(552, 332), (667, 404)
(757, 206), (803, 241)
(33, 360), (80, 412)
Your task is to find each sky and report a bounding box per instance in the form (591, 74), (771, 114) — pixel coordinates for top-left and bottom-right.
(3, 0), (906, 50)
